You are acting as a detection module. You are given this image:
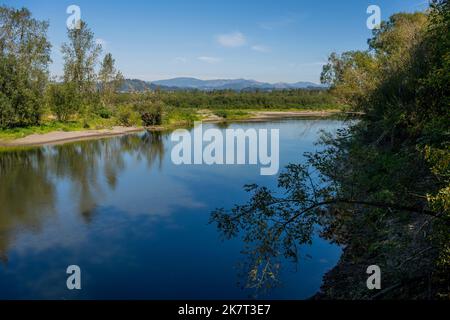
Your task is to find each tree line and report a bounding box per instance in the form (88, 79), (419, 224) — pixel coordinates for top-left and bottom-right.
(0, 5), (340, 131)
(115, 88), (337, 110)
(0, 6), (124, 129)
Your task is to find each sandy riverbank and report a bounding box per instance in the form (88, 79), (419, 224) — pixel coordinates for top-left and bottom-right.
(145, 110), (343, 131)
(236, 110), (341, 121)
(0, 126), (144, 147)
(0, 110), (343, 147)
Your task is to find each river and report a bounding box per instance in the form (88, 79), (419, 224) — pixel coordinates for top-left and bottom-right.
(0, 119), (344, 299)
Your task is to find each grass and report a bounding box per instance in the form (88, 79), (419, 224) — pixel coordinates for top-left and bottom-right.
(163, 108), (201, 126)
(212, 109), (250, 120)
(0, 117), (116, 141)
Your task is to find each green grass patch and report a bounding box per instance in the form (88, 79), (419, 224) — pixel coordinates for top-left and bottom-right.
(213, 109), (250, 120)
(164, 108), (200, 126)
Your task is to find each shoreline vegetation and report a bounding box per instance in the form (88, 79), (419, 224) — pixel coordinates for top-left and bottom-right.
(0, 5), (344, 147)
(210, 2), (449, 300)
(0, 109), (344, 147)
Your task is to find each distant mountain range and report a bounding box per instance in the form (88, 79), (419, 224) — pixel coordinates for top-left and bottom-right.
(121, 77), (327, 92)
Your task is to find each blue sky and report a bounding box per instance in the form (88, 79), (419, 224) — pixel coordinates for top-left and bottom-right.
(4, 0), (428, 83)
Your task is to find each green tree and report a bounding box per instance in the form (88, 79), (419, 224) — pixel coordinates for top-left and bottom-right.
(45, 82), (80, 122)
(61, 20), (102, 96)
(98, 53), (124, 107)
(321, 51), (378, 108)
(0, 6), (51, 128)
(213, 3), (450, 299)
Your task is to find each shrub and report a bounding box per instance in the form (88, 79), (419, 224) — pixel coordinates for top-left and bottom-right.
(164, 107), (199, 125)
(46, 83), (80, 122)
(115, 105), (141, 126)
(135, 100), (165, 126)
(213, 110), (228, 118)
(94, 105), (113, 119)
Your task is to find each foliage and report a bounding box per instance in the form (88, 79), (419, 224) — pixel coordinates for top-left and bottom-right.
(321, 51), (378, 108)
(61, 20), (102, 96)
(0, 6), (51, 128)
(94, 105), (113, 119)
(98, 53), (124, 107)
(135, 100), (165, 126)
(212, 1), (450, 299)
(116, 104), (141, 127)
(0, 120), (108, 140)
(45, 82), (80, 122)
(114, 89), (339, 111)
(163, 107), (199, 126)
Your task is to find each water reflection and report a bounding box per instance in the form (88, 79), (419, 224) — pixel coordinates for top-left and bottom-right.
(0, 149), (56, 262)
(0, 131), (167, 259)
(0, 120), (343, 299)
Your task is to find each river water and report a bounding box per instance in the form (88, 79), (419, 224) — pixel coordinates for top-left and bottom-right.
(0, 119), (344, 299)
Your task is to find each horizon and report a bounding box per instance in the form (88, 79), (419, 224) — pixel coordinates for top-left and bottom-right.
(3, 0), (428, 83)
(129, 76), (322, 85)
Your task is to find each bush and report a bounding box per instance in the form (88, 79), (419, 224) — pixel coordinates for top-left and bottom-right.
(213, 110), (228, 118)
(115, 105), (141, 126)
(135, 100), (165, 126)
(164, 107), (199, 125)
(46, 83), (80, 122)
(94, 105), (113, 119)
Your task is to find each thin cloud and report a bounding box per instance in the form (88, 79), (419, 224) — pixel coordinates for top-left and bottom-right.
(251, 45), (270, 53)
(216, 32), (246, 48)
(173, 57), (188, 63)
(197, 56), (222, 64)
(259, 17), (296, 30)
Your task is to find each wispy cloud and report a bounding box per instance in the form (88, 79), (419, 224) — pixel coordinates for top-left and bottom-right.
(197, 56), (222, 64)
(259, 17), (296, 30)
(173, 57), (187, 64)
(216, 32), (246, 48)
(251, 45), (270, 53)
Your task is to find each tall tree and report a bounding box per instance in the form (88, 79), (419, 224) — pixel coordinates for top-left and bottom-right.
(98, 53), (124, 107)
(61, 20), (102, 95)
(320, 51), (378, 108)
(0, 6), (51, 128)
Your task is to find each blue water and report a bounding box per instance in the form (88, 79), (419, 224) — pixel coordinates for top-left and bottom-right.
(0, 119), (343, 299)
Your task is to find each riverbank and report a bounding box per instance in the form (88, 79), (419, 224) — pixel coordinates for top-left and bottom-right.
(0, 126), (144, 147)
(0, 110), (343, 147)
(208, 110), (342, 122)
